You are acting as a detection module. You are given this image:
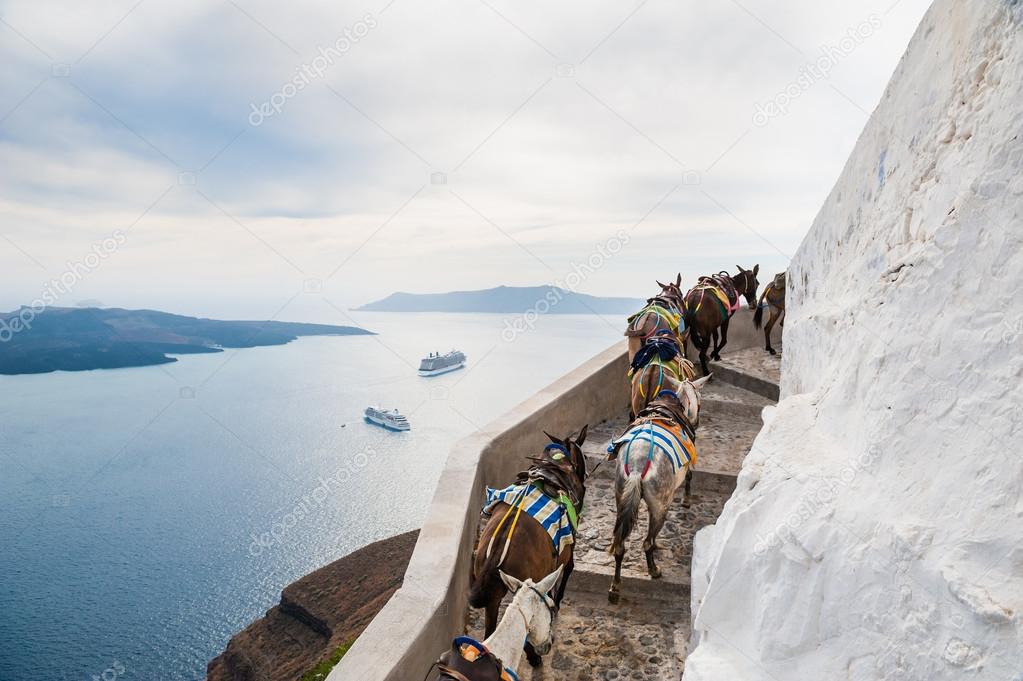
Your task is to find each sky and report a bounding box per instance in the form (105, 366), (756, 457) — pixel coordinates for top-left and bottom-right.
(0, 0), (933, 322)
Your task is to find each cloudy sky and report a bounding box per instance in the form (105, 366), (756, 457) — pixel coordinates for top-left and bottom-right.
(1, 0), (931, 321)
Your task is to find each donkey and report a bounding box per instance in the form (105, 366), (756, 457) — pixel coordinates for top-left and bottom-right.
(684, 265), (759, 375)
(624, 275), (687, 365)
(607, 376), (710, 603)
(753, 271), (786, 355)
(436, 566), (563, 681)
(469, 427), (587, 667)
(628, 334), (697, 418)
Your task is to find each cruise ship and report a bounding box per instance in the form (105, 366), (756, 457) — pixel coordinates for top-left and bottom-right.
(418, 350), (466, 377)
(364, 406), (411, 431)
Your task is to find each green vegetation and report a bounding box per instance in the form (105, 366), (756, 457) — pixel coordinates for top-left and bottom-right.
(300, 640), (355, 681)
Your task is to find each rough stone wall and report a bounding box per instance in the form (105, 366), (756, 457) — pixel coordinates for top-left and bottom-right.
(684, 1), (1023, 679)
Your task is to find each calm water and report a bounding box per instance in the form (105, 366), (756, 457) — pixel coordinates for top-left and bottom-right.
(0, 312), (621, 681)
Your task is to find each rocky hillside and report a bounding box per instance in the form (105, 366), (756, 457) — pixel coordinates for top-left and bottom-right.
(207, 531), (418, 681)
(685, 2), (1023, 679)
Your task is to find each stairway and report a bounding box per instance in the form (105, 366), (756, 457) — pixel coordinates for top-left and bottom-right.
(465, 346), (781, 680)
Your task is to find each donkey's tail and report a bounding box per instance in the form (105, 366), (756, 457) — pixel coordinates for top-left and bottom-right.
(610, 471), (642, 555)
(752, 289), (769, 329)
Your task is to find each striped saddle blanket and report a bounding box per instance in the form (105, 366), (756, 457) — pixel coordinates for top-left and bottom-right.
(484, 483), (575, 556)
(609, 419), (697, 477)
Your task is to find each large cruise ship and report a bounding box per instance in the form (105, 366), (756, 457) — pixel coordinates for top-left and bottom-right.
(418, 350), (466, 377)
(363, 406), (411, 431)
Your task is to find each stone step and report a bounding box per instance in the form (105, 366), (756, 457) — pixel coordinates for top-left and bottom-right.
(710, 346), (782, 401)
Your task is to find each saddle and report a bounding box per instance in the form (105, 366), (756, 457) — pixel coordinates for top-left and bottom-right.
(687, 272), (739, 317)
(436, 637), (517, 681)
(517, 445), (584, 527)
(626, 297), (684, 336)
(630, 333), (681, 373)
(637, 399), (696, 442)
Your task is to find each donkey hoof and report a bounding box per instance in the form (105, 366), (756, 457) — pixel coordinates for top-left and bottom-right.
(608, 589), (621, 604)
(768, 348), (777, 355)
(649, 566), (662, 579)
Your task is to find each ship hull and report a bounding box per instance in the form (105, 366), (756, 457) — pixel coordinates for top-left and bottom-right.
(364, 415), (410, 431)
(417, 361), (465, 377)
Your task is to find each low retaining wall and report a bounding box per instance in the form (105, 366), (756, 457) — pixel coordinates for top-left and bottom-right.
(331, 308), (763, 680)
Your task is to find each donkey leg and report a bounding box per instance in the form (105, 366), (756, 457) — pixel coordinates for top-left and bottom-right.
(609, 544), (625, 603)
(555, 556), (573, 608)
(764, 309), (778, 354)
(643, 504), (668, 580)
(682, 468), (693, 509)
(712, 319), (730, 361)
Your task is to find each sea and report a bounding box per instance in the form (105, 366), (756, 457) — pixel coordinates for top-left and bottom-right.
(0, 312), (622, 681)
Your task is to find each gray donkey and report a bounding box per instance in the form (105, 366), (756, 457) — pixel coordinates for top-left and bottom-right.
(607, 375), (709, 603)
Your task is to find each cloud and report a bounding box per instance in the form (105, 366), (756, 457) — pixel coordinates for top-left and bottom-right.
(0, 0), (933, 316)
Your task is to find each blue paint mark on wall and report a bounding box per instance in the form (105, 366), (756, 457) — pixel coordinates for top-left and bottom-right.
(878, 149), (888, 187)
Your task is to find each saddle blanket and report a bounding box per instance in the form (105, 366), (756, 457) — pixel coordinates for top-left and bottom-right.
(484, 483), (574, 555)
(610, 420), (697, 476)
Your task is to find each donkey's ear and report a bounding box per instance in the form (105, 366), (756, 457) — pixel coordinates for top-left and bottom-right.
(543, 430), (561, 445)
(574, 424), (588, 446)
(499, 570), (524, 593)
(692, 374), (712, 390)
(536, 564), (564, 595)
(655, 280), (667, 289)
(753, 264), (760, 275)
(675, 273), (682, 286)
(736, 264), (745, 273)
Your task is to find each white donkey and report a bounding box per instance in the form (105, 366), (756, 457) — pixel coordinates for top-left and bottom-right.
(607, 376), (709, 603)
(435, 565), (563, 679)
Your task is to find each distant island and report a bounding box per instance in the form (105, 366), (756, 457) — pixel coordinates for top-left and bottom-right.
(356, 286), (645, 314)
(0, 307), (372, 375)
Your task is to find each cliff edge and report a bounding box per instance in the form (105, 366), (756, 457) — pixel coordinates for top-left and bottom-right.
(207, 531), (418, 681)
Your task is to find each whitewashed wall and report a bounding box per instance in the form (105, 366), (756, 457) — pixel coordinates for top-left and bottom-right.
(685, 1), (1023, 679)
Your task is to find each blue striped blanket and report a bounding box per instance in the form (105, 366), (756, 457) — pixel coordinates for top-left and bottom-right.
(609, 420), (697, 477)
(484, 483), (574, 555)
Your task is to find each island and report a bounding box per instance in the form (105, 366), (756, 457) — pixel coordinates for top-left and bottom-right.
(356, 285), (645, 314)
(0, 306), (373, 375)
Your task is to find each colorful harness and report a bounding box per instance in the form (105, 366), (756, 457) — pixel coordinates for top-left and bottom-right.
(608, 417), (697, 479)
(484, 482), (576, 558)
(687, 274), (741, 319)
(628, 301), (685, 340)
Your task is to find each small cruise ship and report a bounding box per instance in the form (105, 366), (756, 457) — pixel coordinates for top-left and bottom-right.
(418, 350), (467, 377)
(364, 406), (411, 431)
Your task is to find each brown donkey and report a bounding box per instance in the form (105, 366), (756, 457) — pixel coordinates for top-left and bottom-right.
(684, 265), (759, 375)
(469, 427), (588, 667)
(753, 271), (786, 355)
(624, 275), (687, 365)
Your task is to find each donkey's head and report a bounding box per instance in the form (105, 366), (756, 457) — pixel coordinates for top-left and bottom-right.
(735, 265), (760, 310)
(542, 425), (588, 484)
(498, 565), (563, 655)
(655, 273), (685, 307)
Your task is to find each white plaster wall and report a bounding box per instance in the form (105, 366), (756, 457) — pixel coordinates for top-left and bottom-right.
(685, 1), (1023, 679)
